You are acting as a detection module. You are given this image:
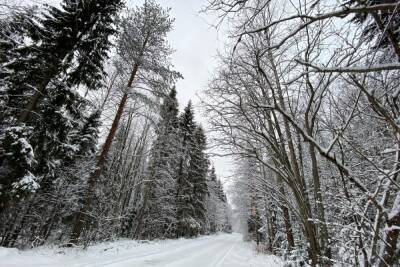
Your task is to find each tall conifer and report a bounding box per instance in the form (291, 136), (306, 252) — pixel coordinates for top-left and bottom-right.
(138, 87), (179, 239)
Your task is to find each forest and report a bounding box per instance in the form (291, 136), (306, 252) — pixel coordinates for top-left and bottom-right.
(1, 0), (400, 267)
(0, 0), (230, 251)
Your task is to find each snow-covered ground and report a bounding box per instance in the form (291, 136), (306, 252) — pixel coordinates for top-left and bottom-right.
(0, 233), (283, 267)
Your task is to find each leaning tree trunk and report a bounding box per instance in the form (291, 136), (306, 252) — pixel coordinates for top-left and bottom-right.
(69, 63), (139, 244)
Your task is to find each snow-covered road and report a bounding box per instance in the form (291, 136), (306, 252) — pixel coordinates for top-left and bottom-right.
(0, 233), (283, 267)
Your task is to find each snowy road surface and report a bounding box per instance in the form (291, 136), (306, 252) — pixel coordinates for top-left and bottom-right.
(0, 233), (283, 267)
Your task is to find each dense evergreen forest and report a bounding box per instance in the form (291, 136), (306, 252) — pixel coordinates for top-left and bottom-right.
(0, 0), (230, 250)
(2, 0), (400, 266)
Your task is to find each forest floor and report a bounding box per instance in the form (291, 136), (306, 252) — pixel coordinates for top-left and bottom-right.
(0, 233), (283, 267)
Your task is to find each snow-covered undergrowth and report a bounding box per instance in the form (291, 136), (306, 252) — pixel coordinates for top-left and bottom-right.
(0, 233), (283, 267)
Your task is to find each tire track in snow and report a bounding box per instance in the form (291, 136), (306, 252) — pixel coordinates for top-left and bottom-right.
(211, 238), (238, 267)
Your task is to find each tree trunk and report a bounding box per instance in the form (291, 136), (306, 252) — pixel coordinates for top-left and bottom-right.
(276, 174), (295, 249)
(69, 63), (139, 244)
(378, 139), (400, 266)
(308, 143), (331, 262)
(17, 79), (52, 123)
(379, 200), (400, 267)
(267, 48), (320, 265)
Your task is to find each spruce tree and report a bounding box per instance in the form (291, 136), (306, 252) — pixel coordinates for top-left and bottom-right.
(1, 0), (122, 124)
(0, 7), (43, 123)
(137, 87), (180, 239)
(74, 110), (102, 157)
(190, 126), (209, 234)
(346, 0), (400, 54)
(176, 102), (199, 237)
(0, 0), (121, 202)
